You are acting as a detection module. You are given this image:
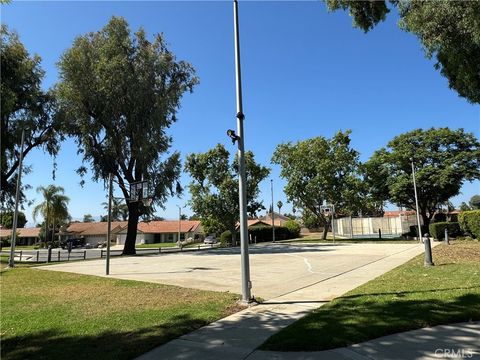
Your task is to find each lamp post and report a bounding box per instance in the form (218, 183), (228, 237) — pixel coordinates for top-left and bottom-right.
(106, 173), (113, 275)
(233, 0), (251, 303)
(9, 130), (25, 268)
(177, 205), (184, 244)
(411, 159), (423, 242)
(271, 179), (275, 243)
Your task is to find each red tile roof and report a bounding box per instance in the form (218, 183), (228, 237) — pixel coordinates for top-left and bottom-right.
(137, 221), (201, 234)
(65, 220), (201, 236)
(0, 227), (41, 238)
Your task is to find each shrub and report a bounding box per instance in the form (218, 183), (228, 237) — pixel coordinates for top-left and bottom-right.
(220, 230), (233, 246)
(429, 222), (461, 240)
(459, 210), (480, 239)
(0, 238), (11, 248)
(284, 220), (301, 238)
(409, 225), (429, 238)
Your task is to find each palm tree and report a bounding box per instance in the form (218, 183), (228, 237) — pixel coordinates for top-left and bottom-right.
(277, 201), (283, 215)
(102, 198), (128, 221)
(32, 185), (70, 245)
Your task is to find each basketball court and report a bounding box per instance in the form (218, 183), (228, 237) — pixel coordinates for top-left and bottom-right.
(38, 242), (428, 300)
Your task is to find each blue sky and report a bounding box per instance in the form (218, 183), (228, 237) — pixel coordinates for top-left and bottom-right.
(3, 1), (479, 226)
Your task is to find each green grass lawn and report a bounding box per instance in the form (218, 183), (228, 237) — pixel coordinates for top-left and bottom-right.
(135, 242), (177, 249)
(0, 245), (38, 251)
(1, 268), (243, 360)
(261, 241), (480, 352)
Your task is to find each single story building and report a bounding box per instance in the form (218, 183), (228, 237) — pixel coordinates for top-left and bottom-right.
(0, 227), (41, 246)
(64, 220), (203, 246)
(260, 212), (291, 226)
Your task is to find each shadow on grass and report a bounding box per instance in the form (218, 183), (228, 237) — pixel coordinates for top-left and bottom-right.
(260, 293), (480, 352)
(1, 313), (211, 360)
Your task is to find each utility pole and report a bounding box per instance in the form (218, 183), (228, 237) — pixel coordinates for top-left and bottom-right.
(233, 0), (251, 303)
(106, 173), (113, 275)
(9, 130), (25, 268)
(271, 179), (275, 243)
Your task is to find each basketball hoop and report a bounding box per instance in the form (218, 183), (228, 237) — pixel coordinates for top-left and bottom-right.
(129, 181), (148, 202)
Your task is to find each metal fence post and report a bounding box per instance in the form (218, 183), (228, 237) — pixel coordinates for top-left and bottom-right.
(445, 228), (450, 245)
(84, 250), (87, 260)
(101, 249), (104, 259)
(47, 246), (52, 263)
(36, 250), (39, 262)
(58, 251), (61, 262)
(19, 250), (22, 262)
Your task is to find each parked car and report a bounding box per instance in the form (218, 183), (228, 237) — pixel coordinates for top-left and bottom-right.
(60, 238), (85, 250)
(204, 236), (218, 244)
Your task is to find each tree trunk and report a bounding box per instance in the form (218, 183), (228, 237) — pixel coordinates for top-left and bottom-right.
(421, 210), (430, 230)
(123, 202), (139, 255)
(231, 227), (237, 247)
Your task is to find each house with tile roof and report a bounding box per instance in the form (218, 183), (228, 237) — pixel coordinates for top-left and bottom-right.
(64, 220), (203, 246)
(0, 227), (41, 245)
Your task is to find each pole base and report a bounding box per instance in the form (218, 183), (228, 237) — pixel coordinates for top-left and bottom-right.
(424, 261), (434, 267)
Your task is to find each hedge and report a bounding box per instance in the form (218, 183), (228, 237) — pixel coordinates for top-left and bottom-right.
(428, 222), (461, 240)
(220, 225), (299, 245)
(284, 220), (301, 239)
(458, 210), (480, 239)
(409, 225), (430, 238)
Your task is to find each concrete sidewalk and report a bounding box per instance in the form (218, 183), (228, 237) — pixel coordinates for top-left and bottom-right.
(136, 243), (443, 360)
(248, 321), (480, 360)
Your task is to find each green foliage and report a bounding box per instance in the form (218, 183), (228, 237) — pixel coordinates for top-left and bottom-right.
(469, 195), (480, 210)
(458, 210), (480, 239)
(32, 185), (70, 243)
(101, 198), (128, 221)
(1, 25), (65, 207)
(248, 226), (297, 243)
(83, 214), (94, 223)
(220, 230), (234, 247)
(272, 130), (366, 239)
(326, 1), (480, 104)
(366, 128), (480, 227)
(0, 210), (27, 228)
(185, 144), (270, 238)
(284, 219), (301, 238)
(56, 17), (198, 255)
(429, 222), (461, 240)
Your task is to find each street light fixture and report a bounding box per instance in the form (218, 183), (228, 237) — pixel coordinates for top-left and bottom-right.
(233, 0), (251, 303)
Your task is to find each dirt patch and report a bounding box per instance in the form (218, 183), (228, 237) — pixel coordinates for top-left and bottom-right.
(433, 241), (480, 265)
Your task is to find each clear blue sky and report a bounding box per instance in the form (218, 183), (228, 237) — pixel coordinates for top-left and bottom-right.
(3, 1), (479, 226)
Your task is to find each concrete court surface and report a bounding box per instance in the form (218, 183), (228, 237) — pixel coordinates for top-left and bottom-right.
(38, 242), (429, 300)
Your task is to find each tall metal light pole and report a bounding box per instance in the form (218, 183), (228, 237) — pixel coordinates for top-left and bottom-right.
(9, 130), (25, 268)
(271, 180), (276, 242)
(411, 160), (423, 242)
(106, 173), (113, 275)
(233, 0), (251, 303)
(177, 205), (183, 244)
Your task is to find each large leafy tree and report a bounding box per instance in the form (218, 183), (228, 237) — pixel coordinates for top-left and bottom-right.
(326, 1), (480, 104)
(272, 130), (363, 239)
(0, 210), (27, 229)
(366, 128), (480, 227)
(32, 185), (70, 244)
(56, 17), (198, 255)
(1, 25), (65, 207)
(185, 144), (270, 243)
(469, 195), (480, 210)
